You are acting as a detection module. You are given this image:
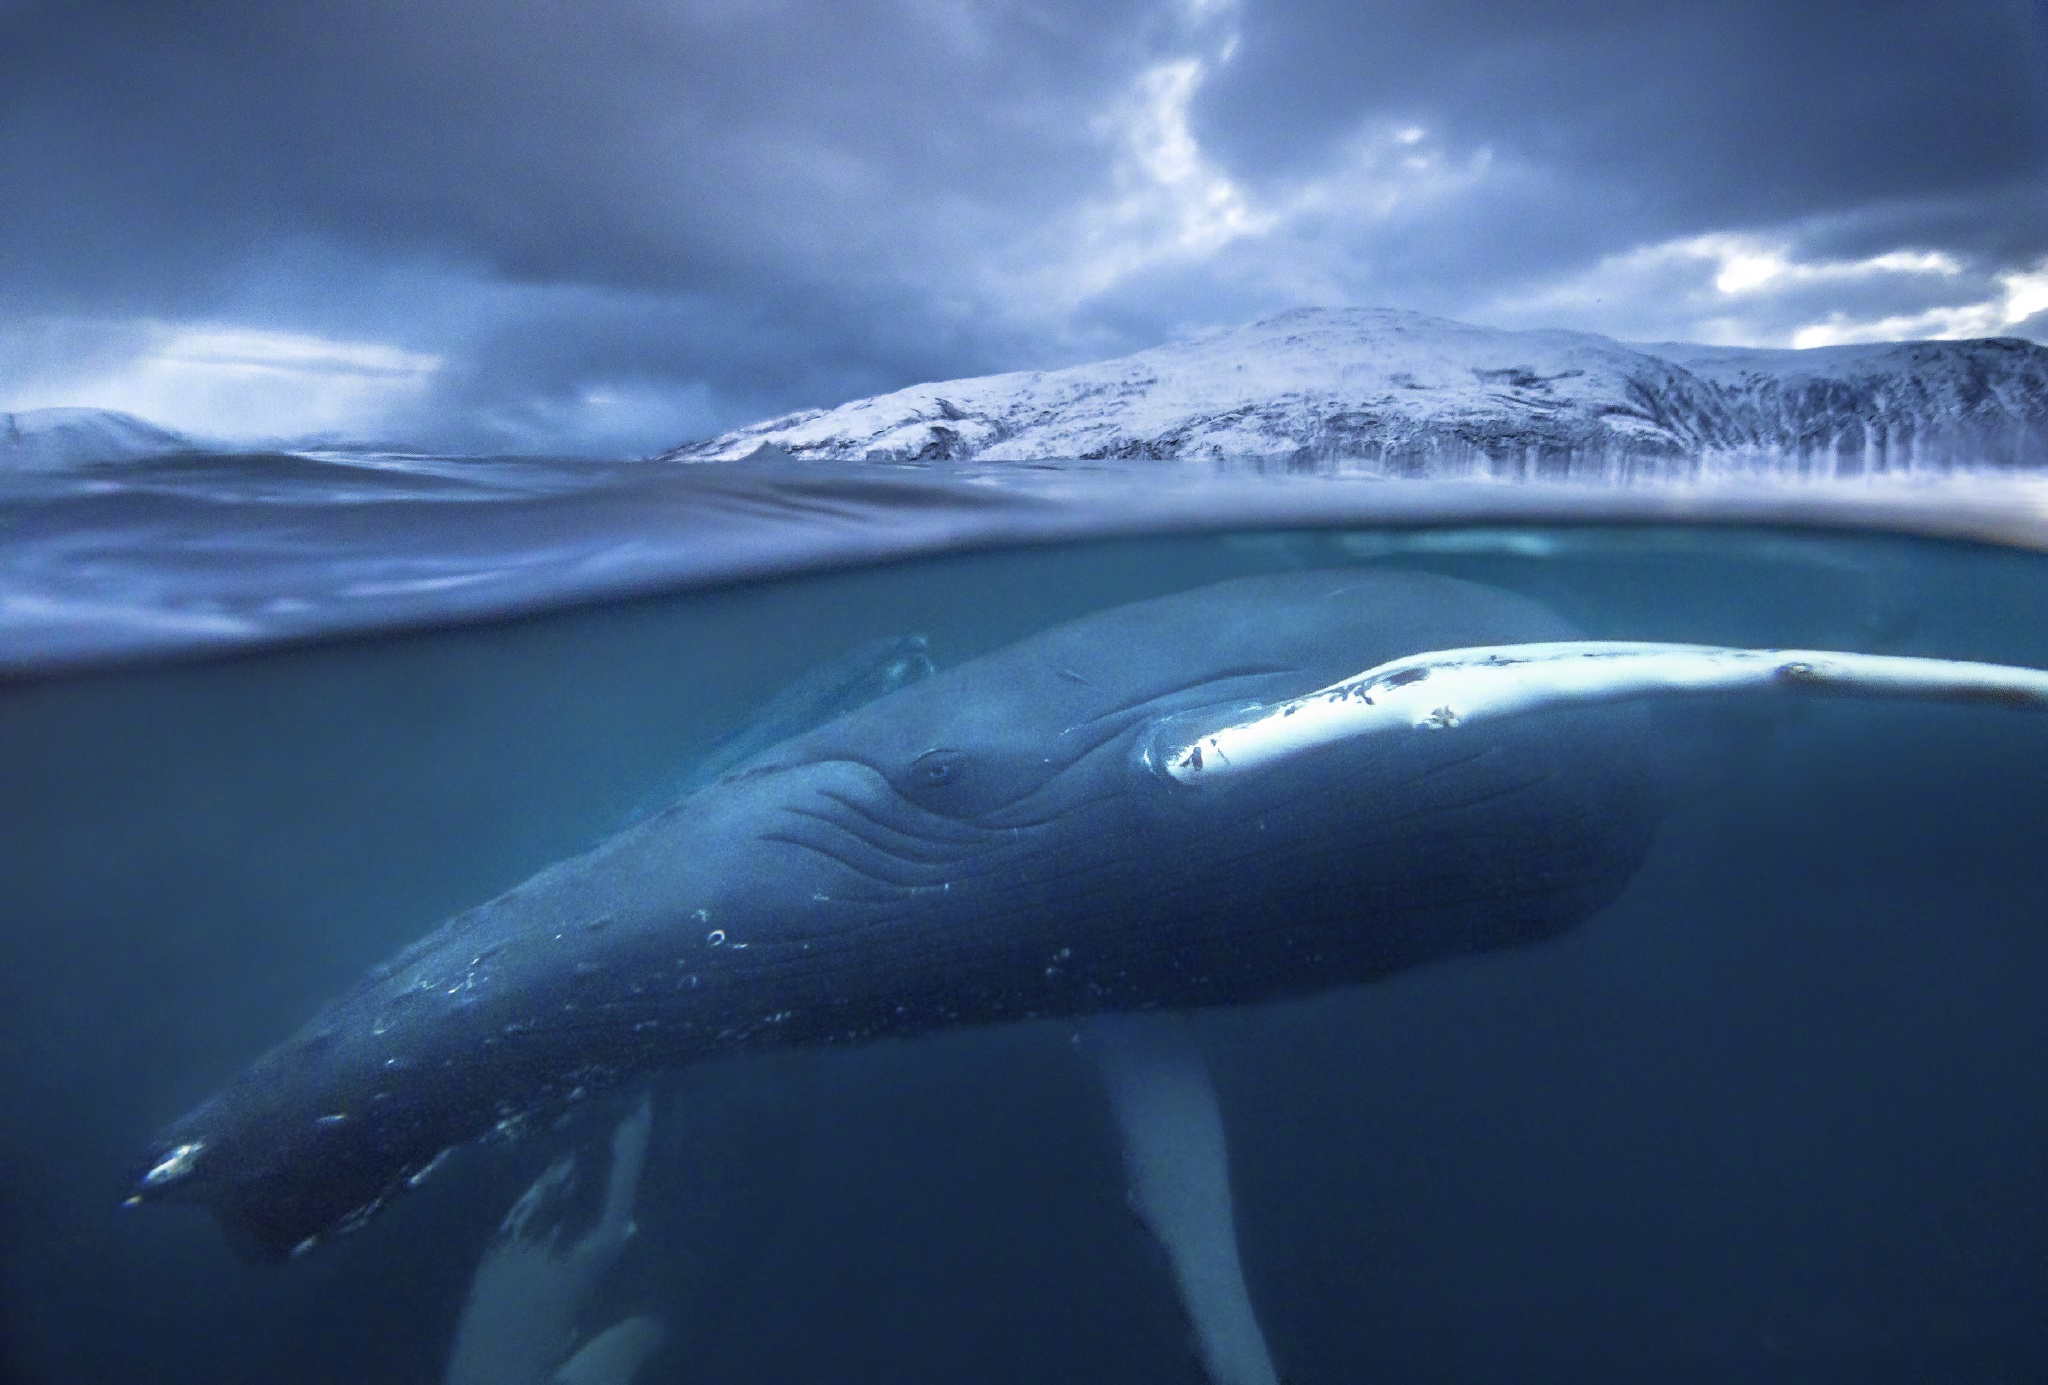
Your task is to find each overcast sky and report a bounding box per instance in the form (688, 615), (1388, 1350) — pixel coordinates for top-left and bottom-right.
(3, 0), (2045, 453)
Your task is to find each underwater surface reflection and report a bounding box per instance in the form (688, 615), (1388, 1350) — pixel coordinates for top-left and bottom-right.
(3, 525), (2048, 1383)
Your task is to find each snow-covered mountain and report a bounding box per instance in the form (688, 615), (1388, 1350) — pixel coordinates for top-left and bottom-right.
(657, 308), (2048, 474)
(0, 408), (193, 469)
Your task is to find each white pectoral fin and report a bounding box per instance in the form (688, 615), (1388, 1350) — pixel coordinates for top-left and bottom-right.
(575, 1091), (653, 1269)
(446, 1093), (657, 1385)
(1084, 1013), (1279, 1385)
(1158, 641), (2048, 784)
(447, 1151), (584, 1385)
(553, 1316), (666, 1385)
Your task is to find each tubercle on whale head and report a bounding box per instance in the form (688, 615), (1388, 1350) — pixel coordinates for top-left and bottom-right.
(134, 1139), (206, 1194)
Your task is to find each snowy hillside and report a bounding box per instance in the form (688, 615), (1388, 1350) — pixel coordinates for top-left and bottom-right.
(0, 408), (192, 469)
(1649, 337), (2048, 467)
(658, 308), (2048, 475)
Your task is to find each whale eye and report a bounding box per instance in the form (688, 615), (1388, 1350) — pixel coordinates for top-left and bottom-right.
(910, 748), (966, 789)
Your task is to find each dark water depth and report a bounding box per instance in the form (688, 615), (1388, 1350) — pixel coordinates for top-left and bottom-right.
(3, 527), (2048, 1382)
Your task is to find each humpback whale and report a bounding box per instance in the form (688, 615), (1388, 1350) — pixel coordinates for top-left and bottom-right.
(129, 567), (2048, 1379)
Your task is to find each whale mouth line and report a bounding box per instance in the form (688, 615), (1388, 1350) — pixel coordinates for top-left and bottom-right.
(787, 800), (995, 865)
(762, 826), (980, 890)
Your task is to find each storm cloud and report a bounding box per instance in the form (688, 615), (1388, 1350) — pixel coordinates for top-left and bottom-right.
(2, 0), (2044, 451)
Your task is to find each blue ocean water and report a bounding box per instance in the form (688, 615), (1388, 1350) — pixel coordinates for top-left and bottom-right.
(3, 450), (2048, 1382)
